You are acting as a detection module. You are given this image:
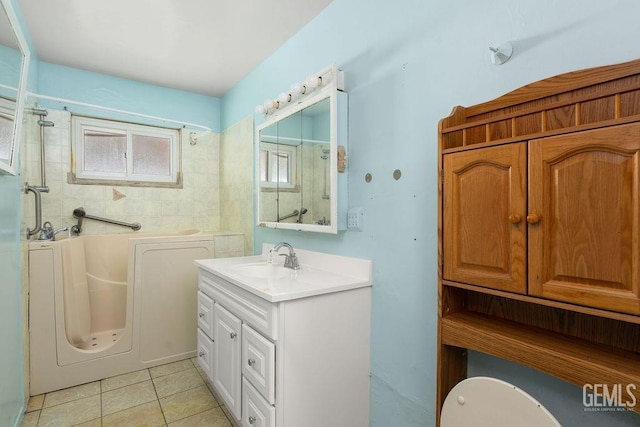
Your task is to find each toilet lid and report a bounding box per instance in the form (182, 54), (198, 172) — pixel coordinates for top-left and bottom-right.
(441, 377), (561, 427)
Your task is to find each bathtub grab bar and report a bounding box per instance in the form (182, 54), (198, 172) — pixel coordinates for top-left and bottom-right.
(71, 207), (141, 235)
(25, 182), (50, 239)
(277, 209), (299, 222)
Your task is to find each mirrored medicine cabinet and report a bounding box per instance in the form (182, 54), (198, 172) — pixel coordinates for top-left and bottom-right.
(255, 73), (348, 234)
(0, 0), (30, 175)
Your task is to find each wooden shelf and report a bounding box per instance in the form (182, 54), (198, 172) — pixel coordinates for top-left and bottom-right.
(441, 311), (640, 413)
(443, 280), (640, 325)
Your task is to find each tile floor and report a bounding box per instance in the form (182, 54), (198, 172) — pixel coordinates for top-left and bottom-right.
(20, 358), (235, 427)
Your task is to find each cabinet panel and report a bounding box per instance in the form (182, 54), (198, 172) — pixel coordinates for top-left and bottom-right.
(529, 123), (640, 314)
(196, 328), (214, 381)
(242, 324), (275, 404)
(242, 377), (275, 427)
(443, 143), (527, 293)
(197, 291), (214, 340)
(213, 303), (242, 420)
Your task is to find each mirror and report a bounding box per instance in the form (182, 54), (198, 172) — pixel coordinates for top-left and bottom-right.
(256, 84), (347, 233)
(0, 0), (30, 175)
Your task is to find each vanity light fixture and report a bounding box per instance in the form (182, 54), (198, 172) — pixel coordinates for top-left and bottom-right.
(255, 64), (344, 117)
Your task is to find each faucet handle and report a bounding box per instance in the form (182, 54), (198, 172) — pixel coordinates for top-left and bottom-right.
(281, 253), (300, 270)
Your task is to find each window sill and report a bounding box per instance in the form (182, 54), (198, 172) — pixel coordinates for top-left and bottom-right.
(67, 172), (183, 189)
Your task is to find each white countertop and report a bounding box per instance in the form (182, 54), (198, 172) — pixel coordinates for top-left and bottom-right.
(194, 245), (372, 302)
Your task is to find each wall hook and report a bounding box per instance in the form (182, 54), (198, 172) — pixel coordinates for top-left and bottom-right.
(489, 42), (513, 65)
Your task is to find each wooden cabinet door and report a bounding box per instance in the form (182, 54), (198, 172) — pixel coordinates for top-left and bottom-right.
(529, 123), (640, 315)
(213, 303), (242, 420)
(443, 143), (527, 293)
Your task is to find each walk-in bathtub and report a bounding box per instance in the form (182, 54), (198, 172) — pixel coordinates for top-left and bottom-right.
(29, 230), (214, 395)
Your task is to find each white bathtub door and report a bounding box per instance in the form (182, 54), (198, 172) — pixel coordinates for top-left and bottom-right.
(135, 240), (214, 363)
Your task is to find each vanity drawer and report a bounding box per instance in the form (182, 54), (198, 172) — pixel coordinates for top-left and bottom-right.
(242, 377), (275, 427)
(197, 291), (215, 340)
(242, 324), (275, 404)
(196, 328), (214, 381)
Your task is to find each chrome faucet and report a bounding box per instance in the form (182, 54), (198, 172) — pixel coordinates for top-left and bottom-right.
(38, 221), (69, 241)
(271, 242), (300, 270)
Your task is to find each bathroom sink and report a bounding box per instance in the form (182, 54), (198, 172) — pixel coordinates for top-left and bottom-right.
(194, 245), (372, 302)
(232, 262), (291, 279)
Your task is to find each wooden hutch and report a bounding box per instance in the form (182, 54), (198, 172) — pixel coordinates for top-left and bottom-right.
(437, 59), (640, 423)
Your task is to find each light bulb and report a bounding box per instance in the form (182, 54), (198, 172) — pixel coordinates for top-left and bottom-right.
(278, 92), (291, 103)
(305, 75), (321, 89)
(255, 105), (266, 114)
(263, 99), (276, 110)
(290, 83), (303, 95)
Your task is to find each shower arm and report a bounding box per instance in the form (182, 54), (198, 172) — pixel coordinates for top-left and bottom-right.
(71, 207), (141, 235)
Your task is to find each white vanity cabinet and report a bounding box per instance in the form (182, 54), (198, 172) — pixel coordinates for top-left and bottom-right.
(195, 246), (372, 427)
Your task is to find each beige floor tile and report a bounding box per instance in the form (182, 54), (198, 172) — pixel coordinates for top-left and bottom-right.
(19, 410), (39, 427)
(153, 368), (205, 398)
(38, 395), (101, 427)
(43, 381), (100, 408)
(74, 419), (102, 427)
(219, 404), (236, 426)
(150, 359), (195, 378)
(26, 394), (44, 412)
(102, 379), (157, 416)
(102, 369), (151, 392)
(159, 385), (218, 423)
(102, 400), (166, 427)
(167, 406), (232, 427)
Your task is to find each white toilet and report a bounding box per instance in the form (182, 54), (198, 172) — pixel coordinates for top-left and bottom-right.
(441, 377), (561, 426)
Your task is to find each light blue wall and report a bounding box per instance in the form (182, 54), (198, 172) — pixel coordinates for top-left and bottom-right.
(221, 0), (640, 425)
(0, 1), (28, 425)
(0, 171), (23, 426)
(37, 62), (221, 132)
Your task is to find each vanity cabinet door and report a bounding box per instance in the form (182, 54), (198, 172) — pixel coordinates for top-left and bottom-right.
(213, 303), (242, 420)
(528, 123), (640, 315)
(443, 143), (527, 294)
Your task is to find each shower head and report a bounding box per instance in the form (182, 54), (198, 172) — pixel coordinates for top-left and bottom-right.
(73, 207), (86, 218)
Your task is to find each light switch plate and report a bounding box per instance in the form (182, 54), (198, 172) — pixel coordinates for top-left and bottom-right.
(347, 207), (363, 232)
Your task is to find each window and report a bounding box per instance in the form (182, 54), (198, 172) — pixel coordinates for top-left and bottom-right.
(259, 142), (298, 189)
(72, 116), (180, 186)
(0, 112), (14, 161)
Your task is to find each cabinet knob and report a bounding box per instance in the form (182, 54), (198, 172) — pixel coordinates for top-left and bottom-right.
(248, 358), (256, 367)
(249, 416), (256, 424)
(230, 332), (237, 339)
(526, 213), (541, 224)
(508, 214), (522, 224)
(198, 351), (204, 358)
(198, 312), (205, 318)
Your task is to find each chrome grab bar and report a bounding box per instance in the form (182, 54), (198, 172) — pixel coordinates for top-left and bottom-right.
(277, 209), (299, 222)
(25, 182), (50, 239)
(71, 207), (141, 235)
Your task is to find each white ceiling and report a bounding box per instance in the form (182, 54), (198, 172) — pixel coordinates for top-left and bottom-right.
(18, 0), (333, 97)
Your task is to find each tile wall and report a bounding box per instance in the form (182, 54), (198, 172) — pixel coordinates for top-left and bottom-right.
(20, 108), (220, 236)
(219, 116), (254, 253)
